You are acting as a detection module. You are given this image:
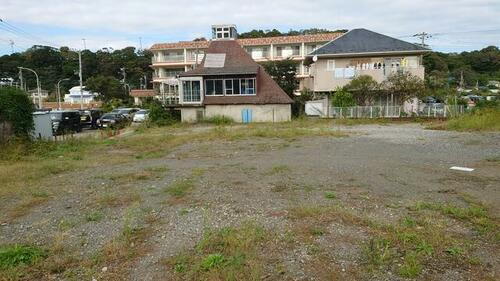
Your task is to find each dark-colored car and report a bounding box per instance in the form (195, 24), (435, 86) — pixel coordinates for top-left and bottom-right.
(79, 109), (103, 129)
(97, 113), (128, 129)
(50, 110), (82, 135)
(110, 108), (140, 120)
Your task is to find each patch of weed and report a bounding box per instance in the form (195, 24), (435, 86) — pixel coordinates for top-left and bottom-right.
(85, 211), (104, 222)
(324, 191), (336, 199)
(0, 245), (46, 269)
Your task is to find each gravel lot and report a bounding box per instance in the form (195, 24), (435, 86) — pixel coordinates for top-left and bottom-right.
(1, 122), (499, 280)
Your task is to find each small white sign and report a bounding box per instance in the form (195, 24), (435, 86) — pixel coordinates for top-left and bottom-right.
(450, 166), (474, 172)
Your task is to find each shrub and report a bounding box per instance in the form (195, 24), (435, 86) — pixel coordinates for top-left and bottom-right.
(0, 87), (34, 140)
(145, 100), (178, 126)
(204, 115), (234, 125)
(331, 87), (356, 107)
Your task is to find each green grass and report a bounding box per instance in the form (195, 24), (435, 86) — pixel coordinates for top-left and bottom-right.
(200, 253), (226, 271)
(166, 222), (267, 280)
(446, 108), (500, 132)
(204, 115), (234, 125)
(0, 245), (46, 269)
(399, 251), (422, 278)
(165, 179), (195, 198)
(267, 165), (291, 175)
(324, 191), (336, 199)
(85, 211), (104, 222)
(412, 201), (498, 237)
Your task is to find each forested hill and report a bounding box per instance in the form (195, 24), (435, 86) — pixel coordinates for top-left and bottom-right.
(0, 46), (152, 101)
(423, 46), (500, 89)
(238, 28), (348, 38)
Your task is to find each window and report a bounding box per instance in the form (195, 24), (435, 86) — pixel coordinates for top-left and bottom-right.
(241, 78), (256, 95)
(225, 80), (233, 95)
(182, 80), (201, 102)
(292, 45), (300, 56)
(204, 78), (255, 96)
(205, 80), (214, 95)
(276, 46), (283, 57)
(205, 79), (224, 95)
(232, 79), (241, 95)
(327, 60), (335, 71)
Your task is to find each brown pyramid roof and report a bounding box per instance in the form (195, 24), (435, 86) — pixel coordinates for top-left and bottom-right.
(180, 40), (293, 105)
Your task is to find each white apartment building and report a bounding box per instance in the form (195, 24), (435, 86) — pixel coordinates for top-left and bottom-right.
(149, 25), (342, 104)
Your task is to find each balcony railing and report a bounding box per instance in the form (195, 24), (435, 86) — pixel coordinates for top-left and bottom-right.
(186, 53), (204, 62)
(153, 55), (185, 63)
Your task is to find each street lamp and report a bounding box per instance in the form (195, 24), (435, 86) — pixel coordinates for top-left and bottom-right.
(57, 78), (70, 110)
(18, 67), (41, 109)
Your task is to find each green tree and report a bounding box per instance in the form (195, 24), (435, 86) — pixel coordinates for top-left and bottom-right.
(331, 87), (356, 107)
(344, 75), (380, 105)
(85, 75), (126, 102)
(382, 72), (426, 103)
(0, 87), (34, 139)
(261, 59), (299, 97)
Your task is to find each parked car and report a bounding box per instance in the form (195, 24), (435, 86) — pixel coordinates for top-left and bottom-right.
(97, 113), (129, 129)
(79, 109), (103, 129)
(110, 108), (140, 120)
(133, 109), (149, 123)
(50, 110), (82, 135)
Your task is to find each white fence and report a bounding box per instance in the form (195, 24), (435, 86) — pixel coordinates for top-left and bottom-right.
(326, 105), (465, 119)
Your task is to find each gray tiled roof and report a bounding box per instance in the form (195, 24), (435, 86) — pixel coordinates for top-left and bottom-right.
(310, 28), (429, 56)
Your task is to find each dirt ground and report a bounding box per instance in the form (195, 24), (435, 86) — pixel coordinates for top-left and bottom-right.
(1, 122), (499, 281)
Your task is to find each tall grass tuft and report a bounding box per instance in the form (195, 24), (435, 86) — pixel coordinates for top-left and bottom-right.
(446, 108), (500, 132)
(204, 115), (234, 125)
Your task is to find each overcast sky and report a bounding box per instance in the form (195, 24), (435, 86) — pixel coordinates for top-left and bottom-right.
(0, 0), (499, 55)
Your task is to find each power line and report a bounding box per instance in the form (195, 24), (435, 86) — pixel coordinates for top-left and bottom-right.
(398, 28), (500, 39)
(0, 18), (61, 48)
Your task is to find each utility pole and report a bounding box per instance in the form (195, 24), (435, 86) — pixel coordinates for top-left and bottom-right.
(143, 74), (147, 89)
(413, 32), (431, 47)
(9, 40), (14, 54)
(79, 50), (83, 110)
(139, 37), (143, 51)
(18, 68), (24, 91)
(82, 38), (87, 50)
(120, 67), (129, 95)
(459, 71), (464, 90)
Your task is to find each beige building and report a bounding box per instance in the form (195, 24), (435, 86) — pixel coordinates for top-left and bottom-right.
(306, 29), (430, 95)
(149, 25), (342, 104)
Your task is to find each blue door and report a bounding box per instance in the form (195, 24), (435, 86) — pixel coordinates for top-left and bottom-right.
(241, 109), (253, 123)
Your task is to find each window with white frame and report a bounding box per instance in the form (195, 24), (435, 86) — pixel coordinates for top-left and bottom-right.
(225, 80), (233, 95)
(327, 60), (336, 71)
(276, 46), (283, 57)
(204, 78), (256, 96)
(182, 80), (201, 102)
(205, 79), (224, 96)
(241, 78), (255, 95)
(292, 45), (300, 56)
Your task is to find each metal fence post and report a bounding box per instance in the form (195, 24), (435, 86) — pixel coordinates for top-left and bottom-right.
(370, 106), (373, 118)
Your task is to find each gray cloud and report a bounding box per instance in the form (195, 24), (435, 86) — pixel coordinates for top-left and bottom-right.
(0, 0), (499, 53)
